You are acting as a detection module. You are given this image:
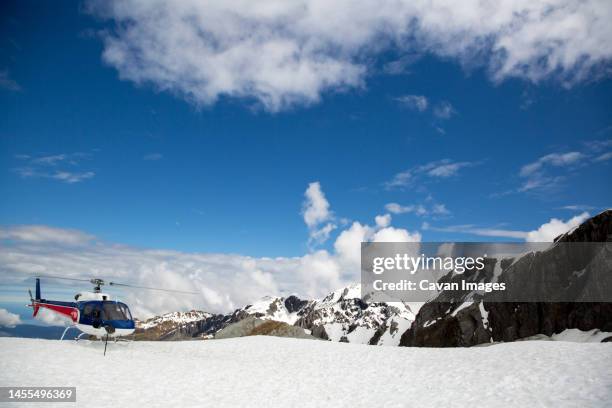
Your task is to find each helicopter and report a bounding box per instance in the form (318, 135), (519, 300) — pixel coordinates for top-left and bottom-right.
(28, 275), (198, 352)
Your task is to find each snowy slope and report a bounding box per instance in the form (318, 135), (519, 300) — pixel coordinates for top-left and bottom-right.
(1, 337), (610, 407)
(138, 310), (214, 330)
(215, 283), (417, 345)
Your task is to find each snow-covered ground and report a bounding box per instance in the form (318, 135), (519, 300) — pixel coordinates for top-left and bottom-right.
(1, 337), (610, 407)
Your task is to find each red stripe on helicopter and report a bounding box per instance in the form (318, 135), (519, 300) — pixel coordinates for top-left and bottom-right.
(35, 303), (79, 322)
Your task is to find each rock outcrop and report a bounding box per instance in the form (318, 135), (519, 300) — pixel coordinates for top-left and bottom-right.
(400, 210), (612, 347)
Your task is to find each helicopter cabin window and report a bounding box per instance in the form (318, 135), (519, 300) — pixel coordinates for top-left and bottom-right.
(82, 303), (101, 319)
(102, 302), (132, 321)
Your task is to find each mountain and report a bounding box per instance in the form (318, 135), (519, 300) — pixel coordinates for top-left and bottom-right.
(136, 284), (417, 345)
(400, 209), (612, 347)
(73, 210), (612, 346)
(134, 310), (235, 340)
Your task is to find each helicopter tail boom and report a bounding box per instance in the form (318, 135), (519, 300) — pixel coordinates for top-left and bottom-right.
(28, 278), (79, 322)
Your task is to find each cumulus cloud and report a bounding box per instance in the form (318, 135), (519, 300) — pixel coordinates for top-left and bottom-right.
(334, 218), (420, 271)
(303, 182), (332, 227)
(385, 159), (476, 189)
(525, 212), (590, 242)
(375, 214), (392, 228)
(0, 183), (421, 318)
(372, 226), (421, 243)
(303, 182), (336, 246)
(88, 0), (612, 111)
(0, 308), (22, 328)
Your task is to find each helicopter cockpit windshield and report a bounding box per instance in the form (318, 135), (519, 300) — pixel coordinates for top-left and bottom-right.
(102, 302), (133, 321)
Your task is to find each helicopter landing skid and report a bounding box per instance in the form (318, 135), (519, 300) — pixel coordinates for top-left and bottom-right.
(74, 332), (87, 341)
(60, 325), (76, 341)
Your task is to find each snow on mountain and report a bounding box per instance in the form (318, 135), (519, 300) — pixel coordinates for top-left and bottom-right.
(134, 283), (417, 345)
(224, 283), (417, 345)
(138, 310), (214, 330)
(240, 295), (310, 325)
(1, 337), (610, 407)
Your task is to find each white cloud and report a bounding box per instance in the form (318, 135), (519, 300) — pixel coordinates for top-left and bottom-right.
(14, 153), (95, 184)
(384, 202), (448, 217)
(594, 152), (612, 162)
(558, 204), (597, 211)
(0, 308), (22, 328)
(395, 95), (428, 112)
(375, 214), (392, 228)
(303, 182), (336, 246)
(525, 212), (590, 242)
(431, 204), (449, 215)
(515, 150), (605, 194)
(386, 203), (421, 215)
(372, 226), (421, 243)
(424, 223), (528, 239)
(0, 183), (421, 318)
(520, 152), (585, 177)
(0, 225), (94, 245)
(432, 101), (455, 119)
(426, 161), (468, 177)
(88, 0), (612, 111)
(298, 250), (342, 299)
(334, 221), (373, 270)
(303, 182), (332, 227)
(334, 217), (421, 271)
(424, 212), (590, 242)
(308, 222), (337, 247)
(51, 171), (95, 183)
(386, 159), (475, 189)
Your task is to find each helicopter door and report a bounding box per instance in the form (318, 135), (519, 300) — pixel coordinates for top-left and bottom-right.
(80, 302), (103, 327)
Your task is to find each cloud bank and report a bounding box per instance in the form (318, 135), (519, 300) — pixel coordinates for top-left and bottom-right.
(0, 308), (22, 328)
(89, 0), (612, 111)
(0, 183), (420, 320)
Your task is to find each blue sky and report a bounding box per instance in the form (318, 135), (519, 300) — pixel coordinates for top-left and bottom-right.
(0, 0), (611, 320)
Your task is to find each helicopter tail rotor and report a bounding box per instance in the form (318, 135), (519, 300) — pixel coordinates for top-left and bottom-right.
(28, 278), (41, 317)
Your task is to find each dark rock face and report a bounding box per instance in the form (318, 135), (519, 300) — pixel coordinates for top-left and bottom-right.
(400, 210), (612, 347)
(284, 295), (309, 313)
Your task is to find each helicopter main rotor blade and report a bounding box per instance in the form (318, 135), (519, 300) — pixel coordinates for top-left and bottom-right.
(108, 281), (199, 295)
(33, 274), (94, 283)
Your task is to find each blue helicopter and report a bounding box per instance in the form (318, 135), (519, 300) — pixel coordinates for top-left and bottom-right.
(28, 275), (197, 352)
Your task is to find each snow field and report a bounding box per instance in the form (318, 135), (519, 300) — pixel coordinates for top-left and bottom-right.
(0, 337), (610, 407)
